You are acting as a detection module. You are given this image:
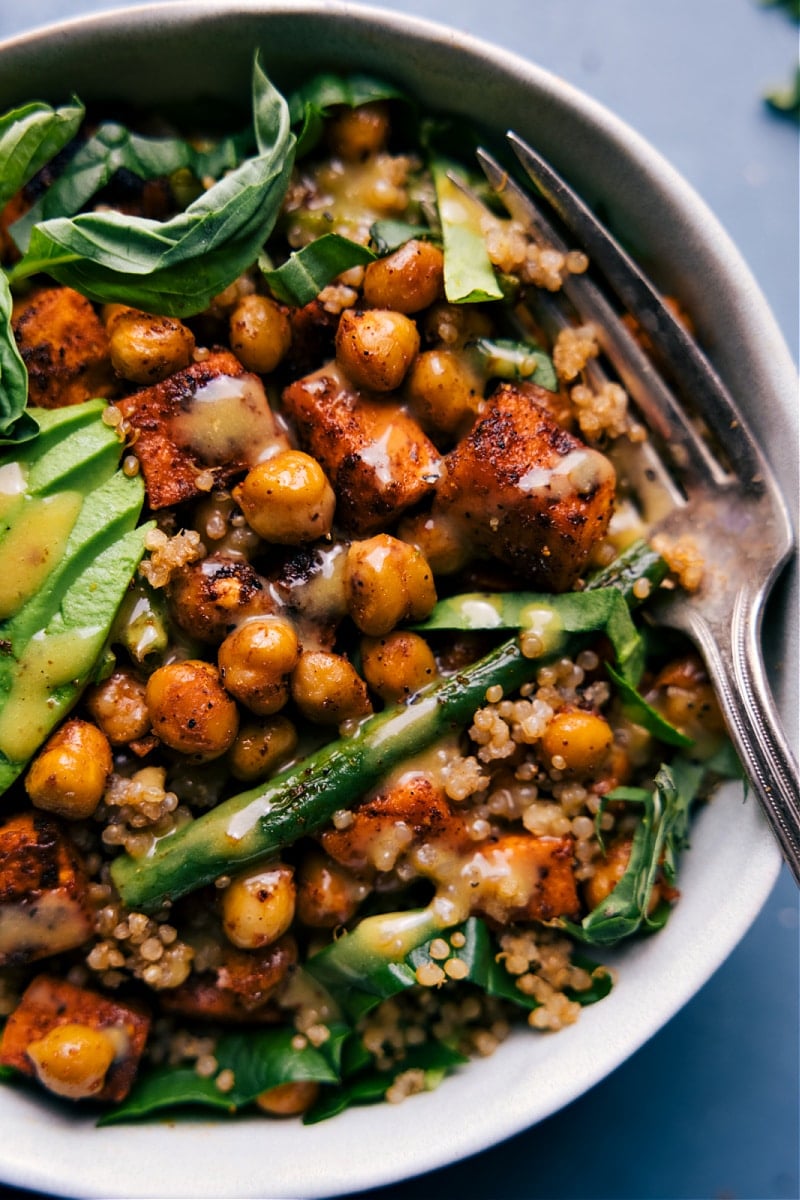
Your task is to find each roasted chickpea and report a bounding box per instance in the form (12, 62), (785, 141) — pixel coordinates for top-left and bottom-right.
(84, 668), (150, 746)
(405, 348), (484, 437)
(326, 101), (390, 161)
(335, 308), (420, 391)
(296, 848), (370, 928)
(233, 450), (335, 544)
(363, 239), (444, 313)
(540, 709), (614, 777)
(221, 863), (296, 949)
(361, 632), (437, 704)
(345, 534), (437, 637)
(290, 651), (372, 726)
(25, 719), (113, 820)
(256, 1080), (320, 1116)
(107, 308), (195, 383)
(145, 660), (239, 760)
(229, 293), (292, 374)
(218, 616), (300, 715)
(167, 554), (268, 644)
(397, 510), (473, 576)
(648, 654), (726, 747)
(228, 715), (299, 783)
(27, 1023), (117, 1100)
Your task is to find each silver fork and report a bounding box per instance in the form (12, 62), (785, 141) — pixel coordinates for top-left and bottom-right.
(478, 133), (800, 885)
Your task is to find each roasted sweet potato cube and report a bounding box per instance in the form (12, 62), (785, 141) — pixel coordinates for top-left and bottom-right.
(0, 974), (150, 1102)
(0, 812), (93, 966)
(11, 286), (114, 409)
(434, 382), (615, 591)
(470, 834), (580, 924)
(116, 350), (288, 509)
(282, 362), (442, 535)
(321, 774), (468, 871)
(159, 935), (296, 1023)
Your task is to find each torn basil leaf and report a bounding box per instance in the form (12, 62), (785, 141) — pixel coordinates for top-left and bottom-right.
(413, 586), (644, 685)
(605, 662), (694, 748)
(560, 760), (703, 945)
(432, 159), (503, 304)
(369, 218), (437, 255)
(288, 72), (407, 158)
(261, 233), (375, 306)
(10, 123), (254, 253)
(304, 1041), (466, 1125)
(97, 1024), (346, 1125)
(0, 97), (84, 212)
(469, 335), (558, 392)
(0, 273), (34, 446)
(8, 56), (295, 317)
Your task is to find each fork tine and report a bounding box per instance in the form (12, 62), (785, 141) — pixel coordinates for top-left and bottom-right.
(506, 131), (764, 489)
(476, 147), (728, 489)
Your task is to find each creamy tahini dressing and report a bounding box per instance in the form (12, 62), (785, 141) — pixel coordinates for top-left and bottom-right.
(0, 491), (83, 620)
(170, 374), (288, 467)
(0, 461), (27, 523)
(0, 625), (103, 762)
(517, 446), (614, 500)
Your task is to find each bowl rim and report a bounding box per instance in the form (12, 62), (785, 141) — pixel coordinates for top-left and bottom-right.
(0, 3), (792, 1198)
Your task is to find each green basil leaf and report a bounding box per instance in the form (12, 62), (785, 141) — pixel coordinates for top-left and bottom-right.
(413, 586), (643, 685)
(0, 98), (84, 212)
(261, 233), (375, 306)
(605, 662), (695, 748)
(98, 1024), (343, 1126)
(0, 272), (33, 446)
(10, 123), (253, 253)
(96, 1066), (235, 1124)
(407, 916), (492, 983)
(469, 335), (558, 393)
(432, 159), (503, 304)
(9, 56), (295, 317)
(288, 72), (407, 158)
(304, 907), (441, 1021)
(561, 760), (702, 945)
(304, 1041), (467, 1125)
(369, 218), (436, 255)
(567, 954), (615, 1005)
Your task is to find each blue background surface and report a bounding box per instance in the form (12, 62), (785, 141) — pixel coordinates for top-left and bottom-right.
(0, 2), (797, 1198)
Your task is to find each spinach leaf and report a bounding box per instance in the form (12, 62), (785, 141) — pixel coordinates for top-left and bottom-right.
(605, 662), (694, 748)
(288, 73), (407, 158)
(0, 97), (84, 212)
(10, 123), (253, 253)
(97, 1024), (345, 1125)
(560, 760), (702, 945)
(0, 273), (35, 446)
(432, 159), (503, 304)
(8, 57), (295, 317)
(469, 335), (558, 392)
(261, 233), (375, 306)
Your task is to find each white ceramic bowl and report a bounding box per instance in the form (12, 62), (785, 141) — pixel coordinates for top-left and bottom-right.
(0, 4), (795, 1198)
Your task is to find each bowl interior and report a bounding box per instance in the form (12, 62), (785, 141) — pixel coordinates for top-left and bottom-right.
(0, 4), (793, 1198)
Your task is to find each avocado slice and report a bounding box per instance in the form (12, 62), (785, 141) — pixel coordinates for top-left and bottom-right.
(0, 401), (151, 795)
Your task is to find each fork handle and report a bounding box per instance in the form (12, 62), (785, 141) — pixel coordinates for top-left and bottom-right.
(690, 595), (800, 886)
